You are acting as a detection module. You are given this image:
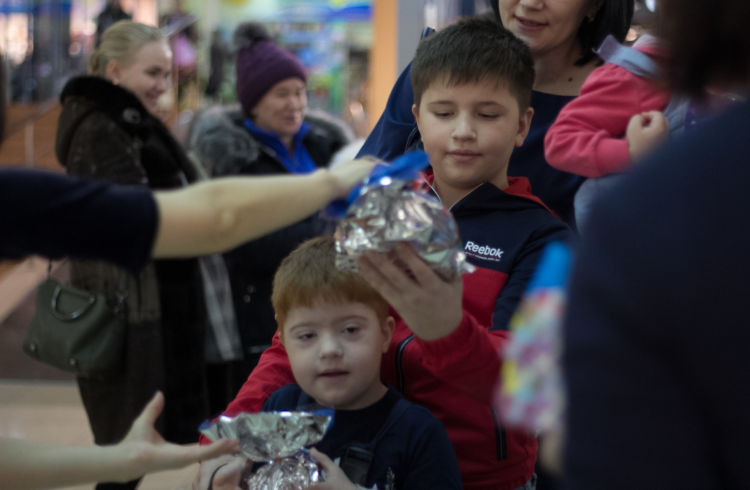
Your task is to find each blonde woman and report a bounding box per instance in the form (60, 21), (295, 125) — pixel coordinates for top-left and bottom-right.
(55, 20), (209, 490)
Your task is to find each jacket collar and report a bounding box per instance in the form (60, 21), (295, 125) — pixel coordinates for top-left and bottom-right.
(421, 169), (556, 216)
(59, 76), (152, 137)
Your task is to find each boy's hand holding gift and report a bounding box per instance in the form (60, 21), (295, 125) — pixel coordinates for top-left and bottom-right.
(305, 449), (357, 490)
(200, 411), (333, 490)
(332, 151), (473, 341)
(359, 244), (463, 341)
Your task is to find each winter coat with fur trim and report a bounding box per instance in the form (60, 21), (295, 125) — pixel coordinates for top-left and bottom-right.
(55, 75), (209, 446)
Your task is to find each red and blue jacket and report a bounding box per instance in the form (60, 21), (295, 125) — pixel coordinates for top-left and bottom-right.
(218, 175), (572, 490)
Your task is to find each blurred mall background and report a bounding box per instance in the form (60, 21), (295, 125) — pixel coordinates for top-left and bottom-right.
(1, 0), (494, 142)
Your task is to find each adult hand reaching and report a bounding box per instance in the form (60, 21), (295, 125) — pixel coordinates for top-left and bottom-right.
(118, 391), (239, 479)
(0, 391), (238, 490)
(326, 156), (380, 198)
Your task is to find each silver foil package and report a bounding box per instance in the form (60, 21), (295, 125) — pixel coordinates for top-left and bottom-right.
(200, 411), (332, 489)
(248, 450), (321, 490)
(335, 175), (474, 281)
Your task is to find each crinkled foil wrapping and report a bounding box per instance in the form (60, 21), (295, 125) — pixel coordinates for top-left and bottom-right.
(200, 411), (332, 489)
(248, 450), (321, 490)
(335, 176), (475, 281)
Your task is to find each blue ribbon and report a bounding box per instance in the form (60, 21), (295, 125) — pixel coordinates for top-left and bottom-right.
(325, 151), (430, 218)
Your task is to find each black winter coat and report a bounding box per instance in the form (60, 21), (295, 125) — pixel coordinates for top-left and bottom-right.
(56, 76), (209, 445)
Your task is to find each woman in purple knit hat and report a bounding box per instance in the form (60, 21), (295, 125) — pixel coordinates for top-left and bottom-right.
(187, 22), (353, 397)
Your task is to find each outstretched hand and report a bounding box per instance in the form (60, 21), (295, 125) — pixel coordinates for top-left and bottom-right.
(327, 156), (379, 198)
(118, 391), (238, 481)
(305, 448), (357, 490)
(358, 243), (463, 341)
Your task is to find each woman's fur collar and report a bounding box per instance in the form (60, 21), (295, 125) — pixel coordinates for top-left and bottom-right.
(59, 76), (152, 137)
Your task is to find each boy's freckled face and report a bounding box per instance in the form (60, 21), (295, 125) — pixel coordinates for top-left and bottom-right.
(282, 302), (393, 410)
(413, 77), (532, 206)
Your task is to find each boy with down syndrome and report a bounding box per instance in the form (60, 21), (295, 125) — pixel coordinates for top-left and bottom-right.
(206, 236), (462, 489)
(203, 18), (571, 490)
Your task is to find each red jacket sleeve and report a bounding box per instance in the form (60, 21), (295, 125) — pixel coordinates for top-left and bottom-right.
(414, 311), (510, 404)
(544, 63), (670, 178)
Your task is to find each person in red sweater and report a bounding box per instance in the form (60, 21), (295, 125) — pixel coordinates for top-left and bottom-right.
(200, 18), (572, 490)
(544, 24), (672, 230)
(544, 32), (670, 178)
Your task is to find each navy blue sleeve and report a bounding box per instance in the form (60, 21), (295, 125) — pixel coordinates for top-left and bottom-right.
(1, 168), (157, 271)
(356, 63), (417, 161)
(563, 101), (750, 489)
(399, 406), (463, 490)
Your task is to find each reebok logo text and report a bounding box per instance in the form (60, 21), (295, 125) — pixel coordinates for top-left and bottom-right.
(464, 241), (504, 262)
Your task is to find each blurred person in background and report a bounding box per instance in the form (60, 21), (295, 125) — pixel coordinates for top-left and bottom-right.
(55, 20), (212, 490)
(563, 0), (750, 487)
(204, 29), (227, 102)
(160, 0), (199, 109)
(187, 21), (352, 398)
(95, 0), (131, 47)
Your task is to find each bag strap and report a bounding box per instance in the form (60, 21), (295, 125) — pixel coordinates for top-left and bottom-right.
(45, 259), (128, 310)
(339, 395), (411, 457)
(595, 34), (661, 79)
(368, 396), (410, 449)
(336, 396), (411, 487)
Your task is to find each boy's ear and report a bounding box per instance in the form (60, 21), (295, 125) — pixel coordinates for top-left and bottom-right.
(275, 314), (285, 345)
(381, 316), (395, 353)
(515, 106), (534, 148)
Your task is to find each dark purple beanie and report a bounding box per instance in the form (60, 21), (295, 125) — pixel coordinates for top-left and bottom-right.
(235, 24), (307, 118)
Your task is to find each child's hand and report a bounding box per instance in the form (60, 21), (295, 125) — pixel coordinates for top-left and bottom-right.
(626, 110), (670, 161)
(306, 448), (357, 490)
(358, 243), (463, 341)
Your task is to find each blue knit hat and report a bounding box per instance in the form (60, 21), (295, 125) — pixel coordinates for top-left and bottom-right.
(234, 22), (307, 117)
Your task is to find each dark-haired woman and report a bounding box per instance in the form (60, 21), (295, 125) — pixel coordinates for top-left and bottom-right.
(358, 0), (634, 226)
(187, 22), (351, 384)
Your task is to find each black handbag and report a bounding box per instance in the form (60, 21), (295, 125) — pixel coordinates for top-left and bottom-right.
(23, 270), (128, 379)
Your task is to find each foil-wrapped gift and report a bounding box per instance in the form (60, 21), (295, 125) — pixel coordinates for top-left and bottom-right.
(249, 450), (321, 490)
(334, 151), (474, 281)
(201, 411), (333, 489)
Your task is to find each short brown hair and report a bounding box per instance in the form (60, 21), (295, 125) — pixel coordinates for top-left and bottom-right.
(410, 17), (534, 111)
(272, 237), (390, 333)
